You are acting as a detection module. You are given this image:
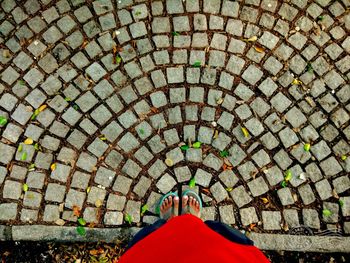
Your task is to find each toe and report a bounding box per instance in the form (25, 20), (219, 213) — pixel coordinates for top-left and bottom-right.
(182, 195), (188, 207)
(174, 196), (179, 207)
(168, 196), (173, 206)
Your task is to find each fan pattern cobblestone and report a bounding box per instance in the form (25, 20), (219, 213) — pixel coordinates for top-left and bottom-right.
(0, 0), (350, 235)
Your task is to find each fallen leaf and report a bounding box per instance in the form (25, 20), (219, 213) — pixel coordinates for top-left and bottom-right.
(193, 61), (201, 67)
(180, 145), (189, 151)
(304, 143), (311, 152)
(339, 200), (344, 207)
(291, 79), (303, 85)
(50, 163), (56, 171)
(23, 183), (29, 192)
(31, 109), (40, 120)
(322, 209), (332, 217)
(21, 151), (27, 161)
(3, 49), (11, 58)
(141, 204), (148, 216)
(192, 141), (202, 149)
(189, 177), (196, 188)
(332, 189), (339, 199)
(18, 144), (23, 152)
(76, 226), (86, 236)
(244, 35), (258, 42)
(73, 205), (81, 217)
(24, 138), (33, 145)
(254, 45), (264, 53)
(220, 150), (229, 158)
(172, 31), (180, 36)
(0, 116), (8, 126)
(213, 130), (219, 139)
(260, 197), (269, 204)
(86, 186), (91, 193)
(341, 155), (347, 161)
(226, 187), (233, 192)
(38, 105), (47, 112)
(125, 214), (132, 225)
(216, 97), (224, 105)
(165, 158), (174, 167)
(241, 127), (249, 138)
(55, 219), (65, 226)
(28, 163), (35, 171)
(95, 199), (103, 208)
(78, 217), (87, 226)
(284, 170), (292, 181)
(281, 181), (287, 188)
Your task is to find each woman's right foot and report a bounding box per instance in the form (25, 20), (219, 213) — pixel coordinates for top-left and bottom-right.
(182, 195), (201, 218)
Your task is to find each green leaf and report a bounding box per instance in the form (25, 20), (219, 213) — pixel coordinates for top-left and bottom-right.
(339, 200), (344, 207)
(180, 145), (189, 151)
(192, 141), (201, 149)
(23, 183), (29, 192)
(77, 217), (86, 226)
(135, 11), (142, 16)
(34, 143), (40, 151)
(76, 226), (86, 236)
(18, 80), (26, 85)
(306, 62), (313, 73)
(18, 144), (23, 152)
(189, 177), (196, 188)
(31, 109), (40, 120)
(64, 97), (72, 102)
(115, 55), (122, 64)
(281, 181), (287, 188)
(139, 128), (145, 135)
(141, 204), (148, 216)
(341, 155), (347, 161)
(226, 187), (233, 192)
(284, 170), (292, 181)
(0, 116), (8, 126)
(172, 31), (180, 36)
(193, 61), (201, 67)
(219, 150), (229, 158)
(21, 151), (27, 161)
(73, 104), (79, 110)
(317, 15), (324, 21)
(125, 214), (132, 225)
(304, 143), (311, 152)
(322, 209), (332, 217)
(28, 163), (35, 171)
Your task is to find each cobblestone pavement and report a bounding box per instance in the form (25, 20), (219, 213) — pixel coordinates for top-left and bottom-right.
(0, 0), (349, 236)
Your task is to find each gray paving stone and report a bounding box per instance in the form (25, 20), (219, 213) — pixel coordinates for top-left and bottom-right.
(0, 203), (17, 220)
(340, 196), (350, 217)
(125, 200), (141, 223)
(262, 211), (282, 230)
(107, 194), (126, 211)
(122, 159), (142, 179)
(104, 211), (123, 225)
(303, 209), (320, 229)
(113, 175), (132, 195)
(210, 181), (229, 203)
(71, 171), (90, 190)
(3, 180), (22, 200)
(252, 150), (271, 168)
(240, 207), (258, 226)
(20, 208), (38, 222)
(45, 183), (66, 202)
(248, 177), (269, 197)
(283, 209), (300, 228)
(333, 176), (350, 194)
(320, 157), (343, 177)
(76, 152), (97, 172)
(156, 173), (177, 194)
(278, 187), (295, 206)
(298, 184), (316, 205)
(23, 191), (42, 208)
(230, 185), (252, 208)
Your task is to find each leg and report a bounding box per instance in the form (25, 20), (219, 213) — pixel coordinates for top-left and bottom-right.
(126, 219), (167, 250)
(204, 220), (254, 246)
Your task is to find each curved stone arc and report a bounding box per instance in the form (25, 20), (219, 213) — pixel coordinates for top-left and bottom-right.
(0, 0), (349, 235)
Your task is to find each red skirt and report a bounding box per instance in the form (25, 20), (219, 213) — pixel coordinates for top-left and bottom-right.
(119, 214), (270, 263)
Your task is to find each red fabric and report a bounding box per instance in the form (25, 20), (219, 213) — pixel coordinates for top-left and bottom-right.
(119, 214), (270, 263)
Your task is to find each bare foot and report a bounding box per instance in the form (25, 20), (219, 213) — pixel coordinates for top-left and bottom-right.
(160, 196), (172, 218)
(182, 195), (201, 218)
(160, 196), (179, 220)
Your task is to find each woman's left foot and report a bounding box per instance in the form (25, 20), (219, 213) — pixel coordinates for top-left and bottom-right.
(160, 195), (179, 220)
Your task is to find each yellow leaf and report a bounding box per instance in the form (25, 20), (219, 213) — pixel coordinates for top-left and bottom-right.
(291, 79), (303, 85)
(50, 163), (56, 171)
(86, 186), (91, 193)
(95, 199), (103, 208)
(24, 138), (33, 145)
(244, 35), (258, 42)
(254, 45), (264, 53)
(165, 158), (174, 167)
(55, 219), (65, 226)
(213, 130), (219, 139)
(38, 105), (47, 112)
(260, 197), (269, 204)
(23, 183), (29, 192)
(241, 127), (249, 138)
(216, 97), (223, 105)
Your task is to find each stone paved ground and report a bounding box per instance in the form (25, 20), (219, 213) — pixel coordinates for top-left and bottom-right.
(0, 0), (350, 236)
